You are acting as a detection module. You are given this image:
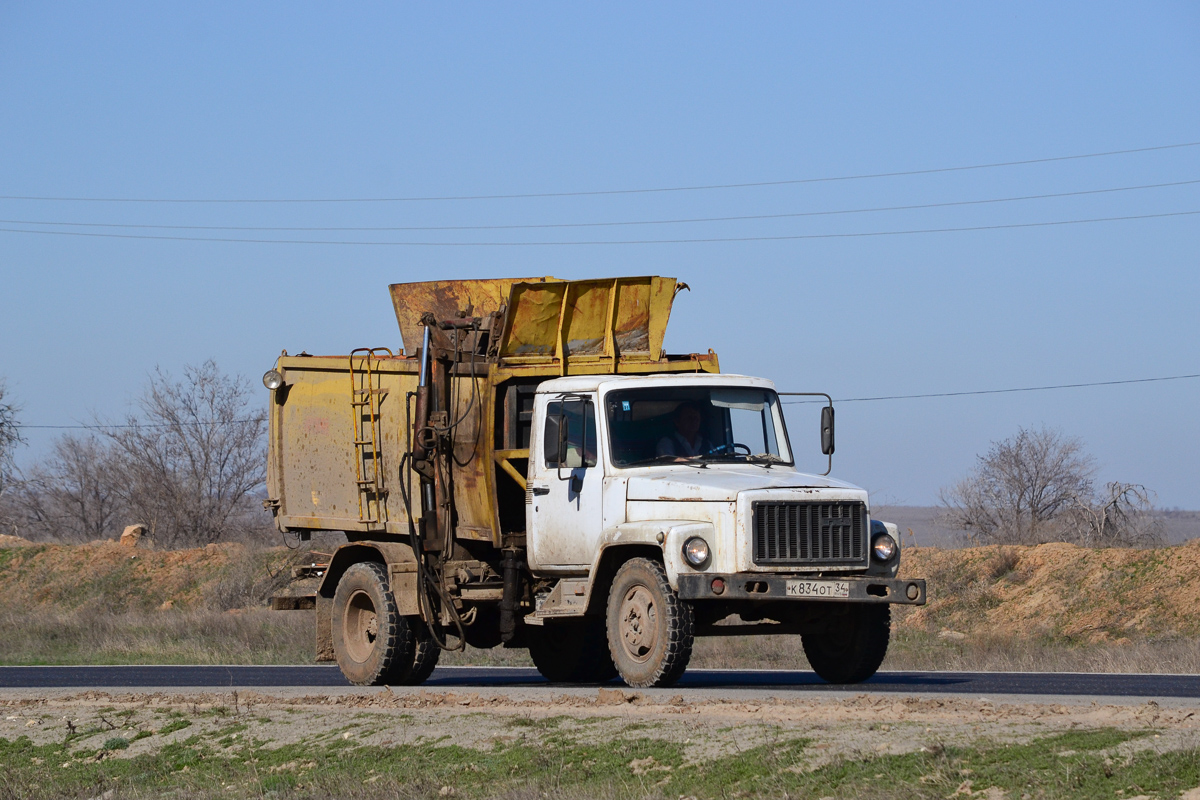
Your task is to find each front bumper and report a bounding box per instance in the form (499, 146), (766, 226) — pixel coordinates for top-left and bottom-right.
(676, 573), (927, 605)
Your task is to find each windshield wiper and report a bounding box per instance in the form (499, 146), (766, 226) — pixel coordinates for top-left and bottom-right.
(623, 454), (708, 468)
(746, 453), (786, 467)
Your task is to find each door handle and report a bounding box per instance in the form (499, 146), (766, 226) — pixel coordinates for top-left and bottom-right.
(530, 485), (550, 496)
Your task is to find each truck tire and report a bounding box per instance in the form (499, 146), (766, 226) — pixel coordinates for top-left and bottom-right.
(802, 604), (890, 684)
(527, 618), (617, 683)
(331, 562), (415, 686)
(386, 622), (440, 685)
(605, 558), (694, 688)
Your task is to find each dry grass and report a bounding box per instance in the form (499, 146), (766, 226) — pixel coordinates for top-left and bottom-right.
(0, 606), (314, 666)
(6, 538), (1200, 673)
(8, 602), (1200, 675)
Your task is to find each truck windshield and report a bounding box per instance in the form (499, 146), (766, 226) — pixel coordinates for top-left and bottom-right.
(604, 387), (793, 467)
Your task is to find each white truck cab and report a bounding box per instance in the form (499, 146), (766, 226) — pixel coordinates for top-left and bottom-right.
(519, 373), (924, 687)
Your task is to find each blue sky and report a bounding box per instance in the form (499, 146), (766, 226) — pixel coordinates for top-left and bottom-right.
(2, 2), (1197, 506)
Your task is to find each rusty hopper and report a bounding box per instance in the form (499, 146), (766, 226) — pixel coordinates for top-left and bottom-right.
(266, 276), (718, 547)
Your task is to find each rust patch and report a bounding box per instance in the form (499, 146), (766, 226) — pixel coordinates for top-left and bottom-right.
(389, 278), (559, 354)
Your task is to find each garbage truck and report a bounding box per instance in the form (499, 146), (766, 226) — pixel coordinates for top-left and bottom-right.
(262, 276), (926, 688)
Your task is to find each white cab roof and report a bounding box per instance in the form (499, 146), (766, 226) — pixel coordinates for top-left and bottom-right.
(536, 373), (777, 395)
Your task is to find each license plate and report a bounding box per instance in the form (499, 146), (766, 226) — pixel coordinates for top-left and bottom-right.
(786, 579), (850, 599)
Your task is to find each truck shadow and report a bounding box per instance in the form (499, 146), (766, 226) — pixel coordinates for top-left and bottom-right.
(425, 667), (1200, 698)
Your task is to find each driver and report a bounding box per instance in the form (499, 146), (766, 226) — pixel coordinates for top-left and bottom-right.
(656, 402), (711, 459)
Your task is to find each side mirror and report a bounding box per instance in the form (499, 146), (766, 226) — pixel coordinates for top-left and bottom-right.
(820, 405), (835, 455)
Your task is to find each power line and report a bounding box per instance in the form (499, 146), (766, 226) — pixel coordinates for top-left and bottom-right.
(1, 209), (1196, 246)
(16, 417), (266, 431)
(3, 178), (1196, 234)
(17, 372), (1199, 429)
(781, 372), (1200, 404)
(2, 141), (1198, 204)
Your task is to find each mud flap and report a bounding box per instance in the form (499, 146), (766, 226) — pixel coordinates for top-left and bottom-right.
(315, 594), (335, 662)
(389, 569), (420, 618)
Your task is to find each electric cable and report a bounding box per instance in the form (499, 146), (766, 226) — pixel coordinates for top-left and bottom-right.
(2, 140), (1197, 203)
(780, 372), (1200, 404)
(14, 372), (1200, 430)
(1, 209), (1196, 246)
(16, 416), (268, 430)
(1, 177), (1196, 232)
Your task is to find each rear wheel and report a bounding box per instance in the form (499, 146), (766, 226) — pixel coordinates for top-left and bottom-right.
(332, 562), (412, 685)
(801, 604), (890, 684)
(527, 617), (617, 684)
(332, 562), (440, 686)
(605, 558), (694, 688)
(385, 620), (441, 685)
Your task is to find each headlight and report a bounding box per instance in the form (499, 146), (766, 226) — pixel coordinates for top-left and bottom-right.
(682, 537), (710, 568)
(263, 369), (284, 390)
(872, 533), (897, 562)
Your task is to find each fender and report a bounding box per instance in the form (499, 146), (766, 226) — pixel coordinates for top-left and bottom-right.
(316, 541), (418, 598)
(575, 520), (716, 615)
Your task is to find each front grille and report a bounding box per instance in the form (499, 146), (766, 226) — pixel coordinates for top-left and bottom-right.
(752, 501), (867, 567)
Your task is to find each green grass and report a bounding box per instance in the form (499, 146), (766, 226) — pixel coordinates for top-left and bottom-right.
(0, 544), (44, 571)
(2, 723), (1196, 800)
(157, 719), (192, 736)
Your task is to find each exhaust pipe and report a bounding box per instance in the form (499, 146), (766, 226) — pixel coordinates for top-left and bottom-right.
(499, 548), (523, 643)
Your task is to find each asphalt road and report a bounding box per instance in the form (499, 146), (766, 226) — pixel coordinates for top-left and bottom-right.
(2, 665), (1199, 699)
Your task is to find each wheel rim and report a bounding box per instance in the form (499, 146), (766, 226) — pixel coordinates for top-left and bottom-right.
(617, 585), (658, 663)
(343, 589), (380, 663)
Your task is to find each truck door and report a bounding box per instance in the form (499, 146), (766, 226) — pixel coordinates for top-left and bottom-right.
(527, 395), (604, 569)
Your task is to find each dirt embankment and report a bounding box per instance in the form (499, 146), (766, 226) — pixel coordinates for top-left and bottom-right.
(3, 535), (1200, 644)
(0, 537), (306, 613)
(899, 540), (1200, 643)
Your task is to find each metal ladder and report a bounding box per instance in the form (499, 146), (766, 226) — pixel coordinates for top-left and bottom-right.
(348, 348), (392, 526)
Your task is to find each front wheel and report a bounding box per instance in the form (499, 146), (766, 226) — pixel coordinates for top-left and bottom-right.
(605, 558), (694, 688)
(801, 604), (890, 684)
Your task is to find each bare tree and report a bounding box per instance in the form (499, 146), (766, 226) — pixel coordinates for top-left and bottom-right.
(0, 379), (24, 535)
(102, 361), (266, 548)
(1068, 482), (1164, 547)
(0, 379), (21, 502)
(13, 434), (124, 542)
(939, 426), (1095, 544)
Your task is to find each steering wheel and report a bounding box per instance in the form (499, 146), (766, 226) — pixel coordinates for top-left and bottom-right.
(708, 442), (752, 456)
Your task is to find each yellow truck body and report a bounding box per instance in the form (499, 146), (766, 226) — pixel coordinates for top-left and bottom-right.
(266, 276), (717, 546)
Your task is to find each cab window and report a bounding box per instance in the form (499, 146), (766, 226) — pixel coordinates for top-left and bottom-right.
(544, 399), (597, 469)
